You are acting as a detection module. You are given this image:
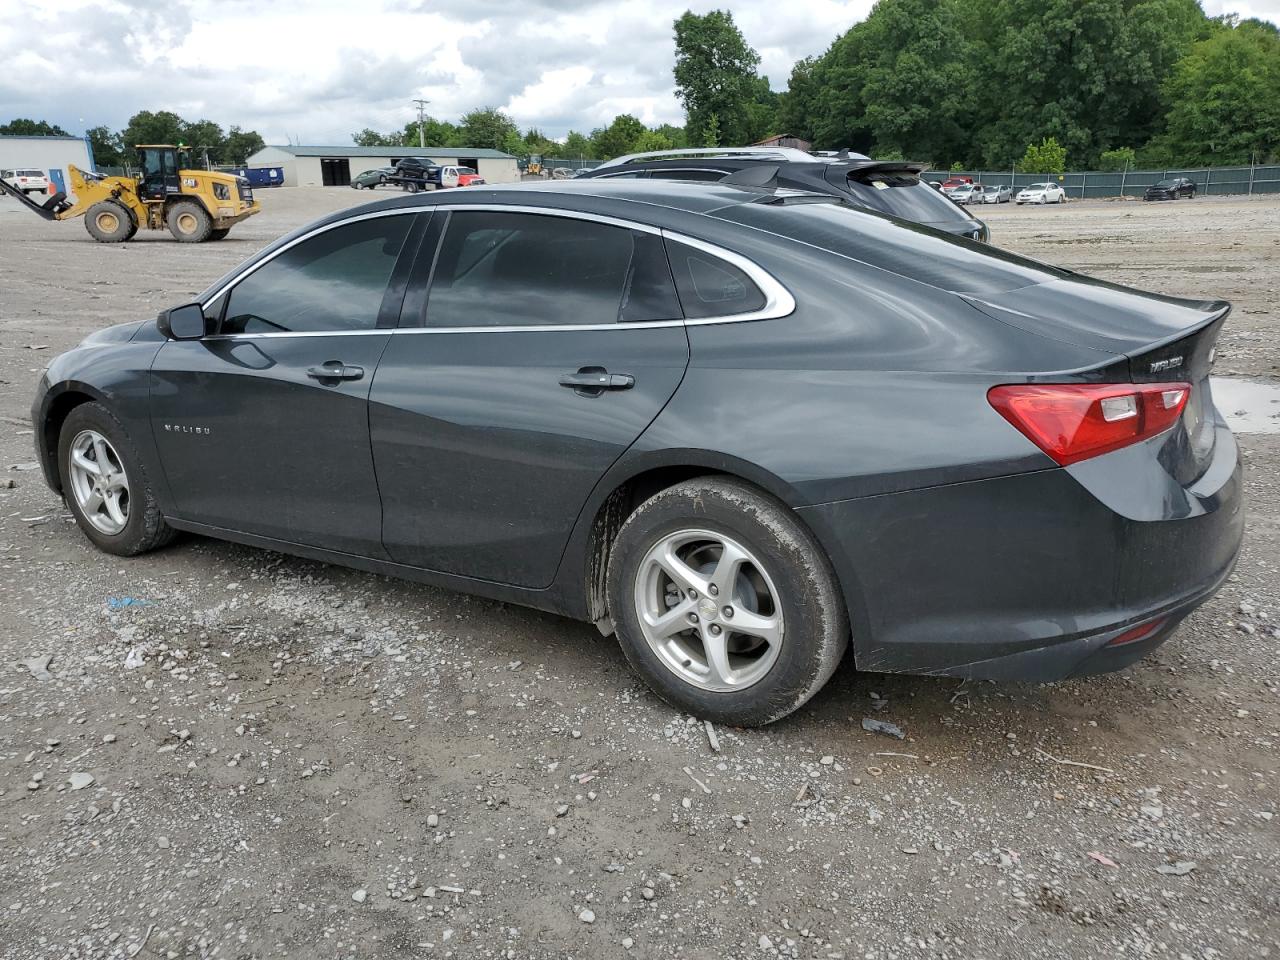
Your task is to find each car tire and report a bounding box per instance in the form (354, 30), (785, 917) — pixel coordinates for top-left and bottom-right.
(166, 200), (213, 243)
(606, 477), (849, 726)
(353, 182), (364, 189)
(84, 201), (135, 243)
(406, 182), (419, 194)
(58, 402), (176, 557)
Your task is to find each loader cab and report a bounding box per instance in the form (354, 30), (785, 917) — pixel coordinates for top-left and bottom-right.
(137, 145), (181, 201)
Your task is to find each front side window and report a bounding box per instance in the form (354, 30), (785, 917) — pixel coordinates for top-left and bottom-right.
(424, 210), (681, 327)
(648, 168), (725, 182)
(665, 240), (766, 319)
(221, 215), (412, 335)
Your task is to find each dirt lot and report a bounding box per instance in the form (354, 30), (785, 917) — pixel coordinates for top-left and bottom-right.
(1, 189), (1277, 960)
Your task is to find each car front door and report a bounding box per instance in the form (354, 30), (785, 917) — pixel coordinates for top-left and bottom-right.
(369, 207), (691, 588)
(150, 210), (426, 554)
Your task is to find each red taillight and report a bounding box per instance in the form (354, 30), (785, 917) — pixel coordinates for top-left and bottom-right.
(988, 382), (1189, 466)
(1107, 617), (1167, 647)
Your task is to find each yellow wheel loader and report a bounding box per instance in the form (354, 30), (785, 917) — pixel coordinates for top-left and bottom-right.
(0, 145), (260, 243)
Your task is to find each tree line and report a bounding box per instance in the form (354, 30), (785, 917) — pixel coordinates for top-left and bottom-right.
(0, 113), (266, 168)
(774, 0), (1280, 170)
(7, 2), (1276, 171)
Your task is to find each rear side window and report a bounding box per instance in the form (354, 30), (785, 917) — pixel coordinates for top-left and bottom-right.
(665, 240), (766, 319)
(221, 215), (412, 334)
(714, 202), (1064, 296)
(424, 210), (681, 327)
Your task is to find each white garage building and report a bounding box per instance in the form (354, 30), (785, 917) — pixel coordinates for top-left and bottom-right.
(0, 134), (95, 195)
(244, 145), (520, 187)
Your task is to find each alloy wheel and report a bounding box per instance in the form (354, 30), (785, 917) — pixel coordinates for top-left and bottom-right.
(67, 429), (130, 535)
(633, 529), (784, 692)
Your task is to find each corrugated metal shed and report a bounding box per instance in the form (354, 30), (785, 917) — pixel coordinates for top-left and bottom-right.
(262, 145), (516, 159)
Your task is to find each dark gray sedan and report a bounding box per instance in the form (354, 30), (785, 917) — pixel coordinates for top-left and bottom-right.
(31, 180), (1243, 725)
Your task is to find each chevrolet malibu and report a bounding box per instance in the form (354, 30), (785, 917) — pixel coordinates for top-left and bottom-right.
(32, 180), (1243, 725)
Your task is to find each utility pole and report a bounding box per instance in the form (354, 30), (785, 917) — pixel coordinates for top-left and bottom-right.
(412, 98), (431, 149)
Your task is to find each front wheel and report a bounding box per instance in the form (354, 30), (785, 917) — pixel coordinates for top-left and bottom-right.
(84, 201), (135, 243)
(166, 200), (213, 242)
(353, 182), (364, 190)
(58, 402), (175, 556)
(606, 478), (848, 726)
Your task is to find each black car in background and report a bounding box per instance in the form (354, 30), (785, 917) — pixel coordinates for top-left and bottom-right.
(580, 147), (990, 241)
(32, 180), (1241, 725)
(1145, 177), (1197, 200)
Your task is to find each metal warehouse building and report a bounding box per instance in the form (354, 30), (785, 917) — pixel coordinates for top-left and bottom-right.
(0, 134), (95, 196)
(244, 145), (520, 187)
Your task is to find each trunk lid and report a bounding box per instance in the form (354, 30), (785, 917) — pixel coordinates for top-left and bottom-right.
(966, 276), (1230, 482)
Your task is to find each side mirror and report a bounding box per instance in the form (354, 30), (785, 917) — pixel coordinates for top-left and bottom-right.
(158, 303), (208, 340)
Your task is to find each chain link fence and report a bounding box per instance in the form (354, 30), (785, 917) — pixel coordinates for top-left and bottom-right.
(920, 164), (1280, 198)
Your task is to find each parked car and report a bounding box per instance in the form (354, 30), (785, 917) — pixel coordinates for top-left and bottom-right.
(439, 165), (485, 188)
(980, 184), (1012, 204)
(949, 183), (983, 205)
(33, 179), (1242, 725)
(1144, 177), (1197, 201)
(1, 168), (51, 196)
(940, 176), (974, 195)
(1015, 182), (1067, 204)
(388, 157), (441, 192)
(350, 168), (395, 190)
(580, 147), (989, 241)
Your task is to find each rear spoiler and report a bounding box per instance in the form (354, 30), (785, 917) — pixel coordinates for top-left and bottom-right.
(835, 161), (927, 180)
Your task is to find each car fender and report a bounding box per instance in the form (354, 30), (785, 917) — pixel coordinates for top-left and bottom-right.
(35, 341), (170, 510)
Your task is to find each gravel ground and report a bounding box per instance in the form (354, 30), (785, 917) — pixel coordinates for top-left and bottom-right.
(1, 188), (1277, 960)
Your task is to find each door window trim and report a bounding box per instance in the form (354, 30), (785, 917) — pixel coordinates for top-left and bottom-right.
(199, 204), (794, 339)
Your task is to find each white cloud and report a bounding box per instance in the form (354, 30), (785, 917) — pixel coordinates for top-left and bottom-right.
(1, 0), (1276, 145)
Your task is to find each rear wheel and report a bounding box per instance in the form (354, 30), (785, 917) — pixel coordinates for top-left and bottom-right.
(58, 402), (175, 556)
(606, 478), (848, 726)
(84, 201), (135, 243)
(166, 200), (213, 243)
(405, 181), (420, 194)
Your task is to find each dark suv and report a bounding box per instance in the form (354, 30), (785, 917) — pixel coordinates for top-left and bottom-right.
(580, 147), (989, 241)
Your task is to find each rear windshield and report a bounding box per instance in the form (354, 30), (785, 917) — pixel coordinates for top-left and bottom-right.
(840, 174), (974, 226)
(18, 170), (44, 177)
(714, 201), (1066, 296)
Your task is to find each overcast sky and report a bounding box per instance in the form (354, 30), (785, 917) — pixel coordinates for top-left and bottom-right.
(3, 0), (1277, 145)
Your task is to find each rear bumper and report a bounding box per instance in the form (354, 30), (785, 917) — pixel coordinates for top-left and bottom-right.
(798, 432), (1244, 682)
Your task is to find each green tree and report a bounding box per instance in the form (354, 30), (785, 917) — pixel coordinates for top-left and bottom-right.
(1020, 136), (1068, 173)
(0, 118), (70, 136)
(776, 57), (820, 143)
(181, 118), (225, 166)
(965, 0), (1208, 167)
(653, 124), (689, 149)
(1150, 19), (1280, 164)
(1098, 146), (1137, 171)
(457, 107), (519, 149)
(223, 126), (265, 164)
(85, 125), (124, 167)
(353, 127), (404, 147)
(522, 127), (559, 156)
(398, 116), (461, 148)
(561, 130), (594, 158)
(702, 113), (721, 147)
(633, 129), (675, 153)
(121, 110), (186, 150)
(673, 9), (762, 146)
(809, 0), (974, 160)
(591, 114), (646, 159)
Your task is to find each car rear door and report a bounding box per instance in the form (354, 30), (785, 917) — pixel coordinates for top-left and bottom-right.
(150, 210), (427, 554)
(368, 207), (690, 588)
